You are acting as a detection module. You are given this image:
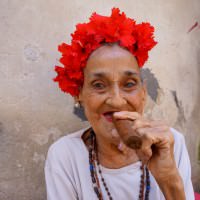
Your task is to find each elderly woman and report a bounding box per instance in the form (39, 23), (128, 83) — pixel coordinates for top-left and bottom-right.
(45, 8), (194, 200)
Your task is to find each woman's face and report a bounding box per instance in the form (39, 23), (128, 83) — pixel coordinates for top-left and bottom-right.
(78, 44), (146, 143)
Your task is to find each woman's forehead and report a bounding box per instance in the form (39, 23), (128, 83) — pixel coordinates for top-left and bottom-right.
(85, 44), (140, 75)
(88, 44), (138, 62)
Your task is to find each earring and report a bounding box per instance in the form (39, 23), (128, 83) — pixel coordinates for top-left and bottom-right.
(74, 101), (81, 108)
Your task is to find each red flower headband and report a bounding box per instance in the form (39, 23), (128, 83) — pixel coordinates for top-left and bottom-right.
(54, 8), (157, 96)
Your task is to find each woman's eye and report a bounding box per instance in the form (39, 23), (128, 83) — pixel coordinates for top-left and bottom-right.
(125, 82), (136, 88)
(93, 82), (105, 90)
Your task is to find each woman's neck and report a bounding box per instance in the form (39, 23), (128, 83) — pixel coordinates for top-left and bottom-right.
(82, 128), (139, 169)
(95, 133), (140, 169)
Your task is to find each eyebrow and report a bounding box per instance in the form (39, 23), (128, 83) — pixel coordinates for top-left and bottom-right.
(91, 72), (106, 78)
(90, 70), (139, 78)
(124, 70), (139, 76)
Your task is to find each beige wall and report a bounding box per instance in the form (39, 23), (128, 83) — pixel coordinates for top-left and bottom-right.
(0, 0), (200, 199)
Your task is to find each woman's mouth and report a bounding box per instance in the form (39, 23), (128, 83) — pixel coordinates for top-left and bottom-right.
(102, 112), (115, 122)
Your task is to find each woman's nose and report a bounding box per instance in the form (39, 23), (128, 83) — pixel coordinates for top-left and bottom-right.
(105, 85), (127, 108)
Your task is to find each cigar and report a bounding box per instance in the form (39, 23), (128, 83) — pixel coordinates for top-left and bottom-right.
(112, 118), (142, 149)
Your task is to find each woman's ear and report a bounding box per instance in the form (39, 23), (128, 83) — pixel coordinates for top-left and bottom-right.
(73, 93), (87, 121)
(74, 90), (84, 107)
(74, 95), (79, 103)
(74, 95), (81, 107)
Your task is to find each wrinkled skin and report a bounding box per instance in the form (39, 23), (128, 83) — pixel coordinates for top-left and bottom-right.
(77, 44), (185, 200)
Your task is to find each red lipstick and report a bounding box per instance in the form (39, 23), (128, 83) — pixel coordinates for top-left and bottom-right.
(103, 112), (114, 122)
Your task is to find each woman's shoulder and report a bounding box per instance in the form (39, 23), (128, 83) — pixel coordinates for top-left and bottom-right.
(45, 127), (90, 169)
(48, 127), (89, 153)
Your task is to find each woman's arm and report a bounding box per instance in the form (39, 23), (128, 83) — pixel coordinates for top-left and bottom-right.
(156, 168), (186, 200)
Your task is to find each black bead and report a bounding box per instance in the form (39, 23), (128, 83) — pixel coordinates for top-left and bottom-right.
(94, 187), (99, 194)
(92, 177), (96, 183)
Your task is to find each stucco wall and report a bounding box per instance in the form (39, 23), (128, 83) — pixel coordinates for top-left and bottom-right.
(0, 0), (200, 199)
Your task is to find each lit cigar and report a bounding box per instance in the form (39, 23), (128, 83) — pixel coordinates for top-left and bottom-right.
(112, 118), (142, 149)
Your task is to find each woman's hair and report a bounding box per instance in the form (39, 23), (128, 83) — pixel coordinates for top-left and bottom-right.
(53, 7), (157, 97)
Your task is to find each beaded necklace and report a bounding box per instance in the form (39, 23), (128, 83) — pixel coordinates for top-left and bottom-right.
(88, 129), (150, 200)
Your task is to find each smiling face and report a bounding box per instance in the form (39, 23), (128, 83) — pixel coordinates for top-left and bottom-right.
(78, 44), (147, 144)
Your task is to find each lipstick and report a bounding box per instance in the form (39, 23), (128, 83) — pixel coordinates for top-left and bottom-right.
(103, 112), (114, 122)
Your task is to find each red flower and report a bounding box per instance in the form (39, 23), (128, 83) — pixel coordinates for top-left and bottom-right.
(54, 7), (157, 96)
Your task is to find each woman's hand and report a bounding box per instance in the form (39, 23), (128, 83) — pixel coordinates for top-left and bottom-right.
(113, 111), (186, 200)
